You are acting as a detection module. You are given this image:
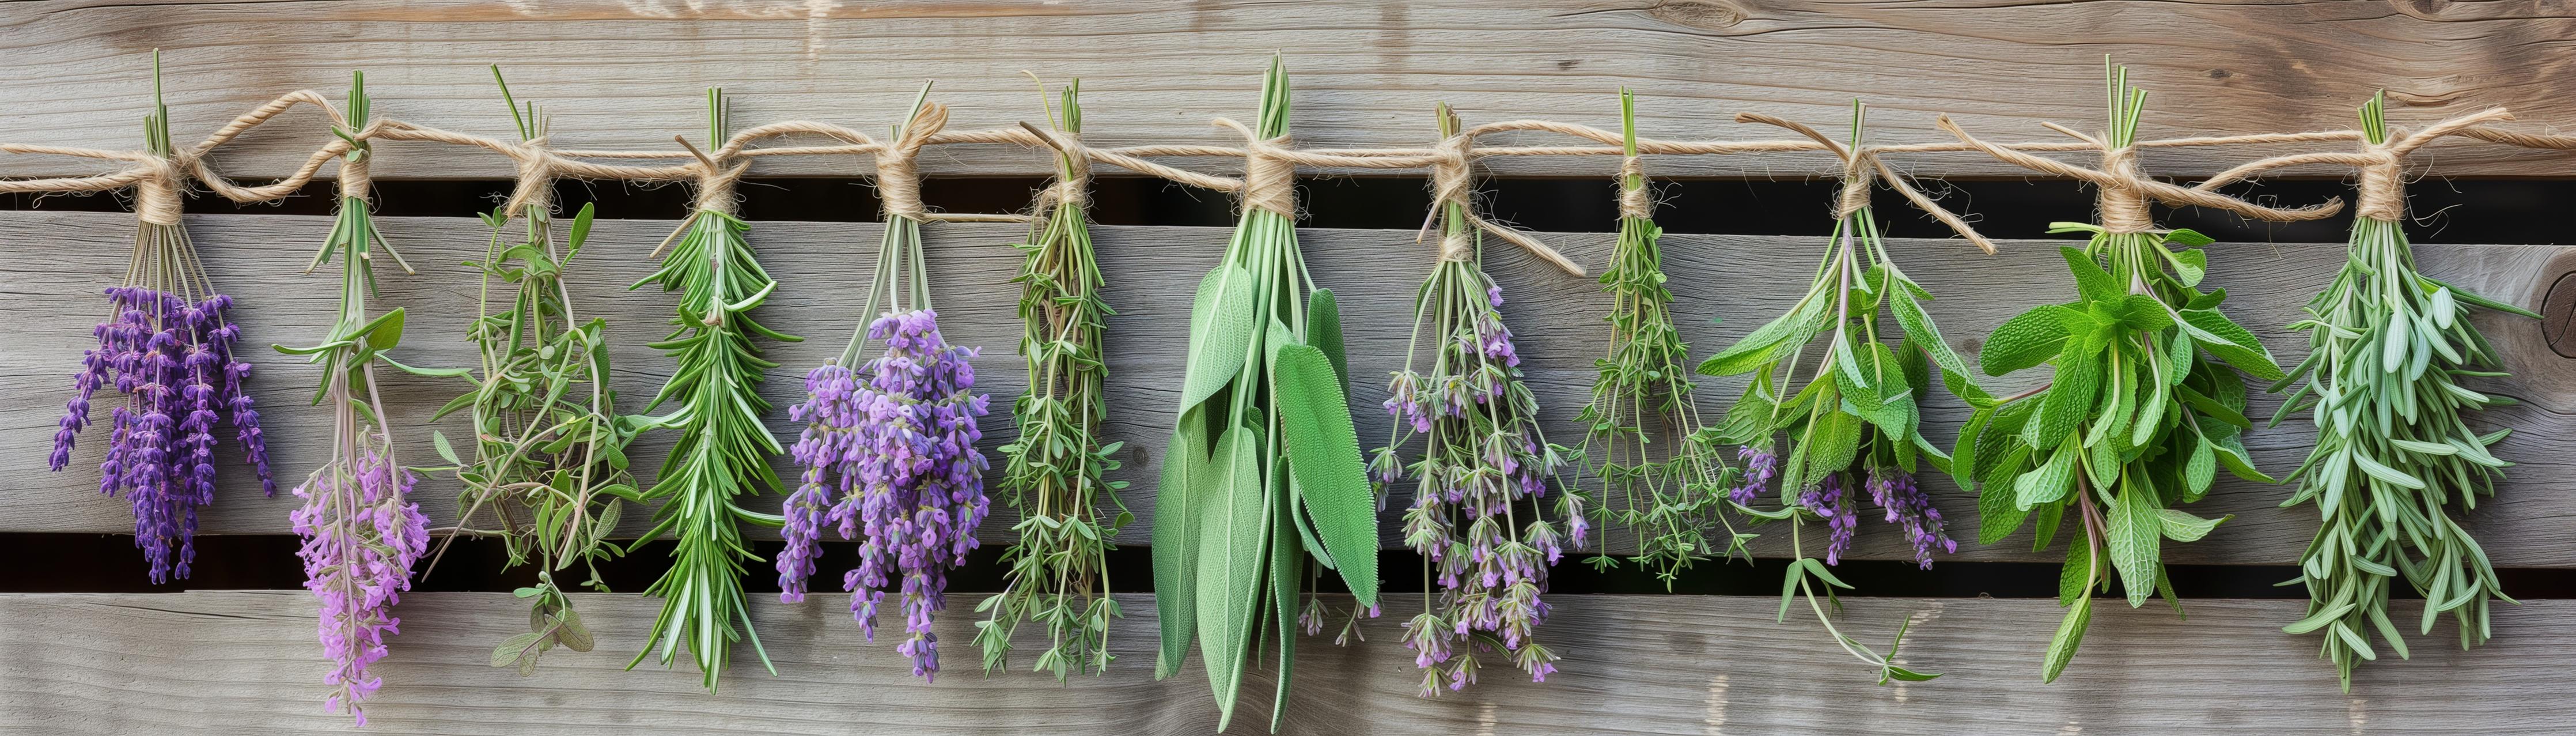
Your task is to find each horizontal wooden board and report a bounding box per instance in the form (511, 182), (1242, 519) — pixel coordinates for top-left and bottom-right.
(7, 1), (2576, 180)
(6, 212), (2573, 568)
(0, 591), (2569, 734)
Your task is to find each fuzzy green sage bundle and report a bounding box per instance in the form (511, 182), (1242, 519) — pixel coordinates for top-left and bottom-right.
(1154, 58), (1380, 731)
(2274, 93), (2532, 688)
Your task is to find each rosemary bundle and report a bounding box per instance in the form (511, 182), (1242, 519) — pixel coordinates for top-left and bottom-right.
(275, 71), (431, 725)
(628, 88), (794, 691)
(1957, 65), (2272, 682)
(1371, 104), (1585, 696)
(2274, 93), (2533, 688)
(421, 67), (634, 676)
(972, 78), (1130, 681)
(1154, 58), (1378, 731)
(49, 53), (275, 584)
(779, 85), (992, 682)
(1700, 104), (1976, 684)
(1578, 90), (1744, 584)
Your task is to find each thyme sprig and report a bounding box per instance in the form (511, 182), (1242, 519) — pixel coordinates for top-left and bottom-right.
(626, 88), (795, 692)
(1957, 63), (2270, 682)
(2272, 92), (2536, 689)
(1577, 89), (1745, 585)
(1700, 103), (1973, 684)
(973, 78), (1131, 681)
(415, 67), (634, 677)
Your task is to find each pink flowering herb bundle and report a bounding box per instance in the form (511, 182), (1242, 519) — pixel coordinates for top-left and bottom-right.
(778, 86), (991, 682)
(50, 56), (274, 584)
(1368, 104), (1585, 697)
(272, 72), (433, 726)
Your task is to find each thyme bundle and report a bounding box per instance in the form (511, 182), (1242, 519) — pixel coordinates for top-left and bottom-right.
(275, 71), (432, 725)
(1700, 104), (1978, 683)
(1577, 90), (1744, 584)
(1154, 58), (1379, 731)
(779, 85), (992, 682)
(1370, 104), (1585, 696)
(419, 67), (634, 676)
(2274, 93), (2535, 688)
(628, 88), (794, 691)
(48, 54), (275, 584)
(1956, 65), (2274, 682)
(972, 78), (1130, 681)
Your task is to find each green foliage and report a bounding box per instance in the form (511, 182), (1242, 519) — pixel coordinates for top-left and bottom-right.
(1152, 58), (1376, 731)
(2272, 92), (2535, 690)
(1956, 64), (2275, 682)
(1700, 101), (1969, 684)
(1577, 88), (1747, 585)
(623, 88), (795, 692)
(976, 79), (1130, 683)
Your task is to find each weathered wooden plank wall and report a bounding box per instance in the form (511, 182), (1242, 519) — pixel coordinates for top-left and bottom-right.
(5, 1), (2576, 180)
(6, 212), (2571, 567)
(5, 591), (2572, 734)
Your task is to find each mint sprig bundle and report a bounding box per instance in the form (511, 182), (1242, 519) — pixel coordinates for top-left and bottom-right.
(975, 78), (1130, 681)
(2274, 93), (2535, 688)
(1153, 58), (1378, 731)
(1577, 90), (1746, 584)
(627, 89), (794, 691)
(1699, 103), (1982, 684)
(1954, 65), (2282, 682)
(419, 67), (634, 677)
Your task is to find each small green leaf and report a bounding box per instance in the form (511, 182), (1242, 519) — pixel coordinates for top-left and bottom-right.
(1271, 341), (1378, 607)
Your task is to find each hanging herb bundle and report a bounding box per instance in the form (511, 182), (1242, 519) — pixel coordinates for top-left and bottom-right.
(2274, 93), (2533, 688)
(1953, 65), (2276, 682)
(628, 88), (793, 691)
(47, 53), (275, 584)
(971, 78), (1130, 681)
(1369, 104), (1585, 697)
(419, 67), (635, 676)
(1576, 90), (1744, 584)
(1154, 57), (1379, 731)
(778, 84), (991, 682)
(1699, 103), (1983, 684)
(275, 71), (432, 726)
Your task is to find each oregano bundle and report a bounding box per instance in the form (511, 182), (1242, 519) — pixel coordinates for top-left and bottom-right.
(1956, 65), (2274, 682)
(2274, 93), (2535, 688)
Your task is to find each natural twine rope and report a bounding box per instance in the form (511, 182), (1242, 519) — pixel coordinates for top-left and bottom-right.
(1935, 115), (2348, 232)
(2192, 107), (2515, 224)
(1615, 156), (1652, 220)
(1734, 112), (1998, 254)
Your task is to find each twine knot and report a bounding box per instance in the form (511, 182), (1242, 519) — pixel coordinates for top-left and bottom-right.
(1833, 153), (1873, 219)
(1016, 122), (1093, 213)
(1429, 130), (1476, 262)
(1214, 118), (1297, 218)
(503, 137), (557, 219)
(338, 148), (374, 203)
(132, 154), (187, 226)
(1616, 156), (1653, 220)
(2354, 142), (2405, 222)
(2098, 146), (2153, 234)
(877, 102), (949, 221)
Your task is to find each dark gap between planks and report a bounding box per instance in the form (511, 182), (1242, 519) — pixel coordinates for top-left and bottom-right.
(8, 175), (2573, 599)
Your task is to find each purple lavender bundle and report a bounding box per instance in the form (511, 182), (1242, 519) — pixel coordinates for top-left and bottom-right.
(53, 286), (273, 583)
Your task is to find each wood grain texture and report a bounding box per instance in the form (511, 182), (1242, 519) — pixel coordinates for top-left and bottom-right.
(6, 1), (2576, 180)
(3, 211), (2572, 567)
(1, 591), (2570, 734)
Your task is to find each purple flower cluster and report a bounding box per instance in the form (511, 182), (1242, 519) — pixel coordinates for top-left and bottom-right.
(1864, 467), (1957, 569)
(779, 308), (990, 681)
(1729, 446), (1779, 507)
(1384, 280), (1577, 694)
(1752, 464), (1956, 569)
(287, 440), (427, 727)
(52, 286), (272, 583)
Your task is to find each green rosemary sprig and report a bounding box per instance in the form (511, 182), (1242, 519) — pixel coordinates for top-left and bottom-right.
(1154, 56), (1378, 732)
(974, 78), (1132, 681)
(1700, 102), (1975, 684)
(2272, 92), (2535, 689)
(1957, 62), (2269, 682)
(1577, 89), (1746, 585)
(626, 88), (795, 692)
(416, 66), (635, 676)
